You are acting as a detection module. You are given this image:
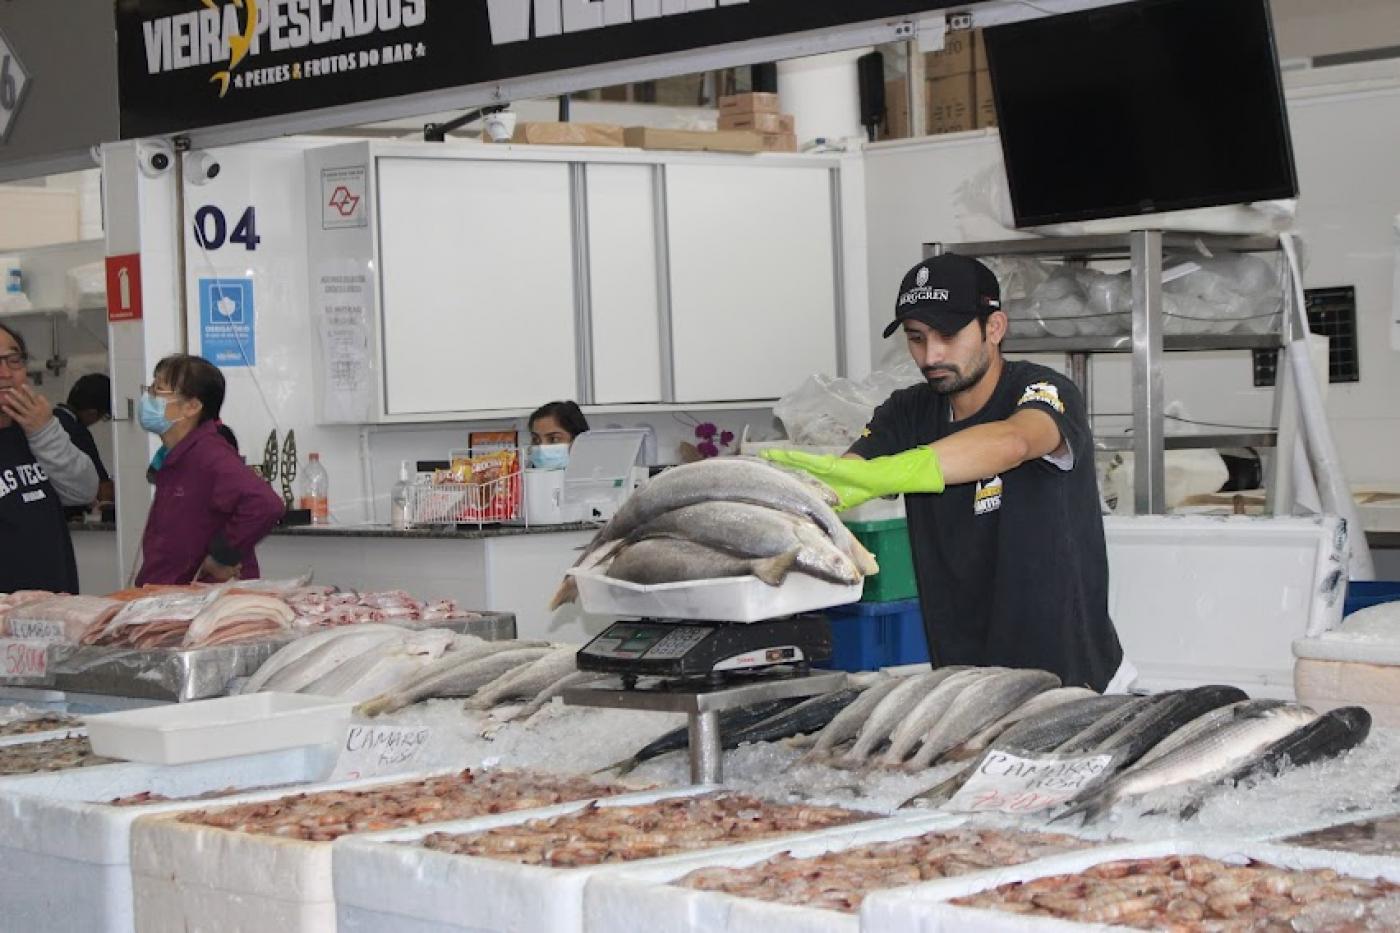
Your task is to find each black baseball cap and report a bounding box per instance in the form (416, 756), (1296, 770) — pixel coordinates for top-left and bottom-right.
(883, 254), (1002, 338)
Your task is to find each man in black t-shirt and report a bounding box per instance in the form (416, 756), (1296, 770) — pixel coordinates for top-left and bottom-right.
(54, 373), (114, 517)
(765, 255), (1126, 691)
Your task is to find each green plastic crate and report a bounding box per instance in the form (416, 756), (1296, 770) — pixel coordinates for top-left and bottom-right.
(846, 517), (916, 603)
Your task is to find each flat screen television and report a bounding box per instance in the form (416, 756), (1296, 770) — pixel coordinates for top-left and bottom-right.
(982, 0), (1299, 228)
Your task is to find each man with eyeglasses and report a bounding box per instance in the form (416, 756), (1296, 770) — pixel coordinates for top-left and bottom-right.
(0, 323), (99, 593)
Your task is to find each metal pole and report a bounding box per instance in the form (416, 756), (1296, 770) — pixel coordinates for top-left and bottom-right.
(1066, 352), (1091, 420)
(688, 710), (723, 784)
(907, 41), (927, 138)
(1130, 230), (1165, 514)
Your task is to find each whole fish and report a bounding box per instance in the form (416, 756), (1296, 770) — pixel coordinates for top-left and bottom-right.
(509, 671), (605, 723)
(1055, 702), (1320, 824)
(800, 676), (900, 762)
(1179, 706), (1372, 820)
(1088, 685), (1250, 771)
(727, 688), (864, 748)
(606, 538), (801, 587)
(363, 639), (550, 707)
(878, 669), (994, 767)
(903, 669), (1062, 771)
(955, 687), (1101, 757)
(625, 502), (862, 586)
(302, 629), (456, 699)
(465, 647), (578, 710)
(551, 458), (877, 607)
(357, 646), (551, 716)
(597, 698), (805, 775)
(902, 694), (1136, 808)
(837, 667), (972, 768)
(247, 624), (406, 689)
(1054, 694), (1158, 754)
(1127, 700), (1286, 773)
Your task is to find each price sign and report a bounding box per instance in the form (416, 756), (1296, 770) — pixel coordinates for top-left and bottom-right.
(329, 724), (432, 782)
(945, 750), (1114, 815)
(0, 639), (49, 680)
(6, 620), (66, 643)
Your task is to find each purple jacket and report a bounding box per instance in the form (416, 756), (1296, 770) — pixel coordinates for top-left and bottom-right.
(137, 419), (285, 585)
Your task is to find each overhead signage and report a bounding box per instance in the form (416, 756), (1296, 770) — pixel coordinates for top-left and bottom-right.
(115, 0), (971, 138)
(0, 27), (32, 143)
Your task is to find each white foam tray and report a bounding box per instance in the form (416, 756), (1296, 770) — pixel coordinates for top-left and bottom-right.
(335, 788), (902, 933)
(569, 568), (861, 624)
(0, 725), (85, 747)
(860, 837), (1400, 932)
(86, 693), (353, 765)
(582, 813), (964, 933)
(0, 744), (336, 933)
(131, 770), (671, 933)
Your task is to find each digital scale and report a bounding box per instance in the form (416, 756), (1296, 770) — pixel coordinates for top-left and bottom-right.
(576, 616), (832, 686)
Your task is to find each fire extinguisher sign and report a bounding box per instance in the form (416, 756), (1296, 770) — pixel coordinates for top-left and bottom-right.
(106, 254), (143, 322)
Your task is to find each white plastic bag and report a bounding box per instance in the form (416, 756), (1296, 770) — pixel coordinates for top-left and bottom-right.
(773, 362), (923, 447)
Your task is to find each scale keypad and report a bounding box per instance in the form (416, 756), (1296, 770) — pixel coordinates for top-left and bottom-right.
(644, 627), (711, 660)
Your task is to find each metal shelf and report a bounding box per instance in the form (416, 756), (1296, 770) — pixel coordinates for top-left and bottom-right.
(1095, 432), (1277, 453)
(933, 233), (1281, 261)
(1004, 333), (1282, 354)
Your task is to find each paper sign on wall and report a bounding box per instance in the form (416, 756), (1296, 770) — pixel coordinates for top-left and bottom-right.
(199, 277), (255, 368)
(316, 260), (374, 422)
(322, 166), (368, 230)
(945, 750), (1115, 815)
(330, 724), (432, 781)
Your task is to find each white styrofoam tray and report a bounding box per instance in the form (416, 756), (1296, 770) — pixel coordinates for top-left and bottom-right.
(582, 812), (965, 933)
(0, 744), (336, 933)
(334, 788), (893, 933)
(86, 692), (353, 765)
(130, 770), (669, 933)
(860, 837), (1400, 932)
(569, 568), (861, 623)
(0, 725), (85, 747)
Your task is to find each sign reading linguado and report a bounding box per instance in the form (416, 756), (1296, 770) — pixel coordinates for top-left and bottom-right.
(115, 0), (968, 139)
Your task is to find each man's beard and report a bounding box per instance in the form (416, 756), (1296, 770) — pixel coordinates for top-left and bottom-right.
(923, 348), (990, 396)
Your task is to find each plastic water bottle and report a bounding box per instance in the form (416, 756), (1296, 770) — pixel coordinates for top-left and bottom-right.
(390, 461), (413, 531)
(300, 452), (330, 525)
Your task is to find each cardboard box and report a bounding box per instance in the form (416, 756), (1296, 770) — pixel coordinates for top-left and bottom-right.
(926, 73), (976, 135)
(718, 91), (781, 115)
(623, 126), (767, 154)
(718, 111), (786, 133)
(884, 78), (909, 140)
(757, 132), (798, 153)
(510, 122), (626, 147)
(924, 29), (979, 79)
(974, 69), (997, 128)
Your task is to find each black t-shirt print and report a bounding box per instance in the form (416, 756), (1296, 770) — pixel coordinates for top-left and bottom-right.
(0, 424), (79, 593)
(850, 360), (1123, 690)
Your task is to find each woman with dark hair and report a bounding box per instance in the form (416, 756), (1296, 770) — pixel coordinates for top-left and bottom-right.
(527, 400), (589, 470)
(0, 323), (98, 592)
(136, 354), (284, 585)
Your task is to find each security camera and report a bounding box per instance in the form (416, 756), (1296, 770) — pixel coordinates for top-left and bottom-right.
(137, 140), (175, 179)
(483, 110), (518, 143)
(184, 151), (222, 186)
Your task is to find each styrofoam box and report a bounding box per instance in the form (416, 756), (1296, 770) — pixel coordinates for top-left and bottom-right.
(569, 568), (861, 624)
(0, 744), (336, 933)
(131, 771), (681, 933)
(860, 837), (1400, 932)
(0, 725), (85, 747)
(86, 693), (354, 765)
(582, 813), (964, 933)
(334, 788), (895, 933)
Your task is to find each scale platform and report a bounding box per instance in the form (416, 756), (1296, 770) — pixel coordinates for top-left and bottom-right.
(562, 669), (847, 784)
(575, 616), (832, 685)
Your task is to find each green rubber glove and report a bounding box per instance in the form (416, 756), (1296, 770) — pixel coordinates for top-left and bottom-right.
(761, 447), (945, 512)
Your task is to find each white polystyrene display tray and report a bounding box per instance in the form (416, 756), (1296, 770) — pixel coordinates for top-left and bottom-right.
(335, 787), (891, 933)
(130, 770), (665, 933)
(0, 725), (85, 747)
(568, 568), (862, 623)
(860, 837), (1400, 932)
(0, 745), (336, 933)
(582, 812), (965, 933)
(86, 693), (354, 765)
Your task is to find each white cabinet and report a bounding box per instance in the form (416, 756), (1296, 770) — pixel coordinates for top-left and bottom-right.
(665, 163), (839, 403)
(585, 164), (663, 405)
(376, 157), (578, 415)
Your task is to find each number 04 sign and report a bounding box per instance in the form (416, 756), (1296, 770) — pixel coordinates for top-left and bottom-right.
(0, 28), (33, 143)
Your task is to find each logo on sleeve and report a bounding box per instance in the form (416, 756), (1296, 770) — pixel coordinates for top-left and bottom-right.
(860, 426), (872, 439)
(974, 475), (1003, 516)
(1018, 382), (1065, 415)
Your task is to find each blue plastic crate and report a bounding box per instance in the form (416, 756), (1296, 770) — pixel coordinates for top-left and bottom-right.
(1344, 580), (1400, 617)
(820, 599), (928, 672)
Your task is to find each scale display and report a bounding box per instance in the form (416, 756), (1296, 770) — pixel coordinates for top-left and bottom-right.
(577, 617), (831, 683)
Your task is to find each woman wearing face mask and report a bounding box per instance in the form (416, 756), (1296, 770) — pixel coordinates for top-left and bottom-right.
(135, 354), (284, 586)
(528, 401), (589, 470)
(0, 323), (99, 593)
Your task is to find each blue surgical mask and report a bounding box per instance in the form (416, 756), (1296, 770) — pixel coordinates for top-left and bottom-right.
(139, 392), (184, 435)
(529, 443), (570, 471)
